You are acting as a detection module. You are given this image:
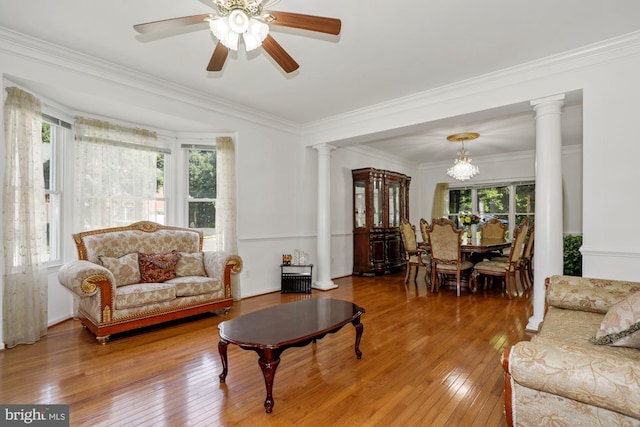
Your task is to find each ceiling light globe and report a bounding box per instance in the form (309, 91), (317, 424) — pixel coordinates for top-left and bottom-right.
(209, 18), (231, 42)
(222, 31), (240, 50)
(228, 9), (250, 34)
(210, 16), (240, 50)
(243, 19), (269, 51)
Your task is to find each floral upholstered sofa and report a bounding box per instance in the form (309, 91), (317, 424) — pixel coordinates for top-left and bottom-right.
(58, 221), (242, 344)
(502, 275), (640, 426)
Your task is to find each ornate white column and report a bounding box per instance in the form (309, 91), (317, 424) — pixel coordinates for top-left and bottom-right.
(313, 143), (338, 290)
(527, 94), (565, 331)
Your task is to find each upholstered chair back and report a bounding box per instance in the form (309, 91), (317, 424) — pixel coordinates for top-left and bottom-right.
(480, 218), (507, 245)
(400, 219), (418, 252)
(419, 218), (429, 243)
(522, 224), (535, 259)
(427, 218), (462, 262)
(73, 221), (202, 263)
(508, 218), (529, 264)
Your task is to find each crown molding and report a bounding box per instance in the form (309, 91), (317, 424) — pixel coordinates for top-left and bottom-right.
(341, 145), (419, 169)
(0, 26), (301, 135)
(302, 30), (640, 139)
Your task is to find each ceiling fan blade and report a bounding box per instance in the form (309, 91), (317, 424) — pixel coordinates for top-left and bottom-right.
(262, 34), (299, 73)
(207, 43), (229, 72)
(269, 11), (341, 35)
(133, 14), (213, 34)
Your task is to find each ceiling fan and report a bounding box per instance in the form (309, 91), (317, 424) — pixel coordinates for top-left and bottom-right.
(133, 0), (341, 74)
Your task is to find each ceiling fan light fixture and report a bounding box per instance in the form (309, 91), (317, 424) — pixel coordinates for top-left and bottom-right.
(210, 8), (268, 51)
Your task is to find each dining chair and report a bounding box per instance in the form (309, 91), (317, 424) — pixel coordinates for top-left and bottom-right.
(472, 218), (529, 298)
(426, 218), (474, 296)
(480, 218), (507, 244)
(399, 219), (431, 284)
(479, 218), (508, 260)
(519, 223), (535, 292)
(419, 218), (429, 246)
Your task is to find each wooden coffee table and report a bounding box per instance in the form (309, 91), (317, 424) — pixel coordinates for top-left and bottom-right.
(218, 298), (365, 413)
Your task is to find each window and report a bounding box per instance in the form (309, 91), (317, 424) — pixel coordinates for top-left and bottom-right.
(185, 146), (216, 234)
(42, 116), (70, 263)
(148, 152), (167, 224)
(448, 182), (535, 236)
(477, 186), (509, 224)
(516, 184), (535, 225)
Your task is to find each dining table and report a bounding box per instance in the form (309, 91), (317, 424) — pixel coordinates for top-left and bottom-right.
(419, 241), (511, 261)
(460, 241), (511, 262)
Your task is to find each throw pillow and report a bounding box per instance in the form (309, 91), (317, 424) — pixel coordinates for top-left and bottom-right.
(175, 252), (207, 277)
(98, 253), (141, 287)
(590, 291), (640, 348)
(139, 252), (182, 283)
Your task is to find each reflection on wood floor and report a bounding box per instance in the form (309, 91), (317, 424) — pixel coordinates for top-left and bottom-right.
(0, 270), (533, 426)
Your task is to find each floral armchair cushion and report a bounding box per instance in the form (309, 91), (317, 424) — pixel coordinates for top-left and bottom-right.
(98, 253), (141, 286)
(175, 252), (207, 277)
(547, 275), (640, 314)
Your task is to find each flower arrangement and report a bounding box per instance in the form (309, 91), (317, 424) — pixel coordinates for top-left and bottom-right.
(459, 212), (481, 225)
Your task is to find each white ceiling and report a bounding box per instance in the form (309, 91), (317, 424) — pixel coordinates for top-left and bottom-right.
(2, 0), (640, 165)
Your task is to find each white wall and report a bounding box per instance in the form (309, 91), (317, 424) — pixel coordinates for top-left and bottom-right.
(579, 52), (640, 279)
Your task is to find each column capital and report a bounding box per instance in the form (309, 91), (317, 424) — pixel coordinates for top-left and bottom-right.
(312, 143), (337, 154)
(530, 94), (565, 115)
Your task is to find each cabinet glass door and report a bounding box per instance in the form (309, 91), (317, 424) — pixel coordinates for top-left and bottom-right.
(354, 180), (366, 228)
(373, 177), (383, 228)
(389, 181), (400, 227)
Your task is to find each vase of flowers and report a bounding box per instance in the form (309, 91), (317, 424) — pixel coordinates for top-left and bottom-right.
(459, 212), (481, 244)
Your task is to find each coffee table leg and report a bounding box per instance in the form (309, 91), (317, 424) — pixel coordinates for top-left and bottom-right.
(352, 317), (364, 359)
(218, 339), (229, 383)
(256, 349), (281, 413)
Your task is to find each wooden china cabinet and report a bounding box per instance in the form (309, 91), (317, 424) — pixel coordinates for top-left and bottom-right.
(352, 168), (411, 276)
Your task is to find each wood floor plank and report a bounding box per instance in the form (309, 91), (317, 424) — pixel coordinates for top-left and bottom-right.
(0, 271), (531, 426)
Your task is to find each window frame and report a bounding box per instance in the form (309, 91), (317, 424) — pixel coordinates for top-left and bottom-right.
(183, 144), (217, 236)
(42, 115), (70, 265)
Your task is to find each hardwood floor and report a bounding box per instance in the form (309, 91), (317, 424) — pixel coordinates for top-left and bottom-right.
(0, 271), (533, 426)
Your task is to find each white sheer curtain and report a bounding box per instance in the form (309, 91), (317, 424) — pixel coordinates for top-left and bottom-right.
(215, 137), (240, 300)
(2, 87), (48, 348)
(215, 136), (238, 254)
(75, 117), (158, 230)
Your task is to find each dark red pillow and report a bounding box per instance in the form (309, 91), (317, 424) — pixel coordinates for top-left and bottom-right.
(138, 252), (182, 283)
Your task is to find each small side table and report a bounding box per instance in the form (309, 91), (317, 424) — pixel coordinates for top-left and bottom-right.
(280, 264), (313, 294)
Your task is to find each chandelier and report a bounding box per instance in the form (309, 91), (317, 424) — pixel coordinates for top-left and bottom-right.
(446, 132), (480, 181)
